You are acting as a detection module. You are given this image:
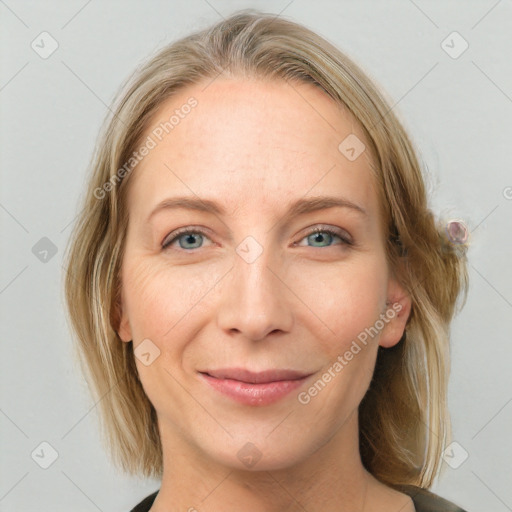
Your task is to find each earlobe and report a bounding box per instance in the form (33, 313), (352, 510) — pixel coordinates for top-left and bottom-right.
(379, 281), (412, 349)
(114, 290), (132, 343)
(118, 313), (132, 343)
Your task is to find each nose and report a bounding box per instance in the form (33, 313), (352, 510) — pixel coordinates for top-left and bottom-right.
(216, 240), (293, 341)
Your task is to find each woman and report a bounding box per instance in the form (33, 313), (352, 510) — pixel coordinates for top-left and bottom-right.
(64, 10), (469, 512)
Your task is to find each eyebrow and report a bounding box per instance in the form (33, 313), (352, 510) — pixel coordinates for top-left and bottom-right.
(147, 195), (368, 222)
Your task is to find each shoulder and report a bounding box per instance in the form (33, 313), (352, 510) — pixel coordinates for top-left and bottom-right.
(396, 484), (468, 512)
(128, 486), (468, 512)
(130, 490), (159, 512)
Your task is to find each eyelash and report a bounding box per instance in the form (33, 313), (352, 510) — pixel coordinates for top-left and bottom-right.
(161, 225), (353, 251)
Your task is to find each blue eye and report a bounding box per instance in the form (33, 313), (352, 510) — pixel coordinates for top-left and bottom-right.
(162, 228), (210, 250)
(162, 226), (352, 251)
(298, 227), (352, 248)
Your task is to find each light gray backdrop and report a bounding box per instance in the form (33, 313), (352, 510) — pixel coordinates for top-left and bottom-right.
(1, 1), (511, 511)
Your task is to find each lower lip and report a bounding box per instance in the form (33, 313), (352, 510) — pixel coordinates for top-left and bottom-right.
(199, 373), (310, 406)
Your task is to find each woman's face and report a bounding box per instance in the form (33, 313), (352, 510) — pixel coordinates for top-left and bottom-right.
(117, 77), (410, 471)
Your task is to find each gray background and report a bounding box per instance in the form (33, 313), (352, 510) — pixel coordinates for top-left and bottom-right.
(1, 1), (511, 511)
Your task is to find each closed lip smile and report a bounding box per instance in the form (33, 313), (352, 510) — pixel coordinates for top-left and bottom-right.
(198, 367), (314, 406)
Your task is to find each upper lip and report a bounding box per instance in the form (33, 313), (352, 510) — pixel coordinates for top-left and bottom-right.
(201, 368), (312, 384)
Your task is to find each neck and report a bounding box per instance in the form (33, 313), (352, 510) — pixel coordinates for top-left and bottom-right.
(150, 411), (382, 512)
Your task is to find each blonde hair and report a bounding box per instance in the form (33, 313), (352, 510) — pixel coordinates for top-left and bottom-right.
(63, 10), (469, 488)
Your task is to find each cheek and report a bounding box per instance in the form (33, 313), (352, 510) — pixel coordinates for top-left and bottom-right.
(122, 256), (220, 342)
(122, 257), (218, 404)
(286, 257), (387, 354)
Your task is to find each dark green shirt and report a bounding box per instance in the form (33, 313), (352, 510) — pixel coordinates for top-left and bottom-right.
(130, 484), (468, 511)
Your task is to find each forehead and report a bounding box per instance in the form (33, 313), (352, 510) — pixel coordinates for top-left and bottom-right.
(126, 77), (379, 222)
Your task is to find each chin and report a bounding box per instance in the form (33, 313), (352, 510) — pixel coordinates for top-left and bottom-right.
(199, 434), (316, 473)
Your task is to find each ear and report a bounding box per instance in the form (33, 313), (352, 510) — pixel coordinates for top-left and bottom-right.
(114, 287), (132, 343)
(379, 275), (412, 349)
